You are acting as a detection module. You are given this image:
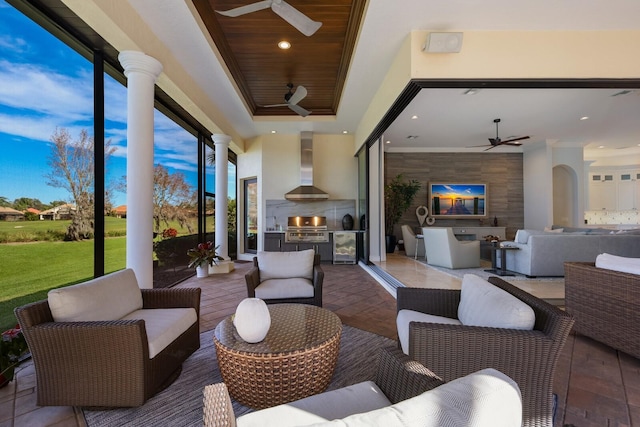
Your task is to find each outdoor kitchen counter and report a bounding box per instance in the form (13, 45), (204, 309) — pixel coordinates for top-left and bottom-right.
(263, 231), (363, 263)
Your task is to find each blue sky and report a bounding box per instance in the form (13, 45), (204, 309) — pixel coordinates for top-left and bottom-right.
(0, 2), (232, 208)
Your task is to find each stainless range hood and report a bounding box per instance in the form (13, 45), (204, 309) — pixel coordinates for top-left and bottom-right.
(285, 131), (329, 201)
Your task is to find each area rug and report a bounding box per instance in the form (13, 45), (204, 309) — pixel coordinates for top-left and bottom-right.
(83, 325), (397, 426)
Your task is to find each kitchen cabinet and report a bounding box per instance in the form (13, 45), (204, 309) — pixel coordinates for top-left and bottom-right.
(264, 233), (283, 251)
(588, 173), (617, 211)
(264, 233), (333, 262)
(617, 170), (640, 210)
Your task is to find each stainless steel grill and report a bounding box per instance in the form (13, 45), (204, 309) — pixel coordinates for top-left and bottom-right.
(285, 216), (329, 243)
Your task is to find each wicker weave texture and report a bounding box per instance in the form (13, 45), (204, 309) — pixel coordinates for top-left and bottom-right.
(213, 304), (342, 409)
(398, 277), (574, 427)
(565, 261), (640, 359)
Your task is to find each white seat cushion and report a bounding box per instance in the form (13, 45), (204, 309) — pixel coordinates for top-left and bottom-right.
(257, 249), (315, 280)
(255, 278), (315, 300)
(396, 309), (461, 354)
(48, 268), (142, 322)
(121, 308), (197, 358)
(458, 274), (535, 330)
(237, 381), (391, 427)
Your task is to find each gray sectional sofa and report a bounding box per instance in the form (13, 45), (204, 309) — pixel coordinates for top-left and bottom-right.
(497, 227), (640, 277)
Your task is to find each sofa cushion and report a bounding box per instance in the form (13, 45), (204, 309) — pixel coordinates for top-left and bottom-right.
(307, 368), (522, 427)
(458, 274), (535, 330)
(257, 249), (315, 280)
(595, 253), (640, 275)
(121, 308), (197, 358)
(48, 268), (142, 322)
(237, 381), (392, 427)
(396, 309), (462, 354)
(255, 278), (315, 299)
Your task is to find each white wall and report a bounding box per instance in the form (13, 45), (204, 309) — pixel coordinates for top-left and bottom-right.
(523, 143), (553, 230)
(552, 147), (585, 227)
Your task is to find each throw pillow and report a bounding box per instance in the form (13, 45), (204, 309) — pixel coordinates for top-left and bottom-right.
(595, 253), (640, 275)
(458, 274), (535, 330)
(544, 227), (564, 233)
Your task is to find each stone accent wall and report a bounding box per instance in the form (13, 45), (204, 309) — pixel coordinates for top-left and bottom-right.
(385, 152), (524, 240)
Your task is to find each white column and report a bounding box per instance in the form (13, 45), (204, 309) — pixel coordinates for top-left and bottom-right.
(118, 51), (163, 289)
(212, 134), (231, 260)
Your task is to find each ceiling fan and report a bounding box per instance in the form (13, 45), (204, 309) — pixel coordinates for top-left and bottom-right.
(263, 83), (312, 117)
(470, 118), (530, 151)
(215, 0), (322, 37)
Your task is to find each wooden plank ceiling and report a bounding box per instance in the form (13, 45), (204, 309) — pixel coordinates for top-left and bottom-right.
(192, 0), (366, 117)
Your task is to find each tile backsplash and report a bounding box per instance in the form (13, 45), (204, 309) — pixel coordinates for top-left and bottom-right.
(584, 210), (640, 227)
(266, 199), (357, 231)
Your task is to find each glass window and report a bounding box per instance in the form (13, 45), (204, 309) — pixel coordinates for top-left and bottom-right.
(244, 178), (258, 253)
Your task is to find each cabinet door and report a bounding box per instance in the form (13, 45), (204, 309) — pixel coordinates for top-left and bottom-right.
(316, 238), (334, 262)
(617, 171), (640, 210)
(589, 174), (616, 210)
(264, 234), (283, 251)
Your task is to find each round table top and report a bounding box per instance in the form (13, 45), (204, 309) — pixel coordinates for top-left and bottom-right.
(214, 303), (342, 355)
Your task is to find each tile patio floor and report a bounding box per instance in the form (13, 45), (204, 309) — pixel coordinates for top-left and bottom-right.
(2, 255), (639, 426)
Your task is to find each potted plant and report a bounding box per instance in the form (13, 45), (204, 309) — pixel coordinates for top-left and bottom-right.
(384, 174), (421, 253)
(187, 241), (223, 278)
(1, 324), (29, 388)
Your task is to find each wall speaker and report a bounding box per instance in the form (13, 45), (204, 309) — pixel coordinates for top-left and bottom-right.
(423, 32), (463, 53)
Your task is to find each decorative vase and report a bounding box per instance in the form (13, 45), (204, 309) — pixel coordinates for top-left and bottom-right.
(342, 214), (354, 230)
(233, 298), (271, 343)
(493, 216), (498, 226)
(196, 262), (209, 278)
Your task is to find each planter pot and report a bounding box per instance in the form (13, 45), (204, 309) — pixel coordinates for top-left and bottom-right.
(385, 235), (397, 253)
(0, 368), (13, 388)
(196, 263), (209, 278)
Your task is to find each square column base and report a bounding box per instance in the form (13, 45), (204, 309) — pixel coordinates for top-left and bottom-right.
(209, 260), (235, 274)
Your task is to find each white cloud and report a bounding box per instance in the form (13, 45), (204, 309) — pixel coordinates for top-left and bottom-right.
(0, 113), (88, 143)
(0, 60), (92, 122)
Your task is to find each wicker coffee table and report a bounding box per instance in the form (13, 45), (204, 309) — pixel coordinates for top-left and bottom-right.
(213, 303), (342, 409)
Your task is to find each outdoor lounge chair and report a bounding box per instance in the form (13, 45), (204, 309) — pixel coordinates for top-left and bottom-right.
(396, 276), (574, 427)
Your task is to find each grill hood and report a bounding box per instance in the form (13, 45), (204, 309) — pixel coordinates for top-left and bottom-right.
(285, 131), (329, 201)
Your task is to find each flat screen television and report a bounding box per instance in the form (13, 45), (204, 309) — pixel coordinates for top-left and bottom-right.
(429, 183), (487, 218)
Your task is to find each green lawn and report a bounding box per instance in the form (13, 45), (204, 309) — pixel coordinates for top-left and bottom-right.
(0, 216), (128, 242)
(0, 237), (126, 330)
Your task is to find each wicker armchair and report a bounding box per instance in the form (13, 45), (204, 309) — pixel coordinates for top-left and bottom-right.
(245, 251), (324, 307)
(565, 261), (640, 359)
(14, 287), (201, 407)
(397, 277), (574, 427)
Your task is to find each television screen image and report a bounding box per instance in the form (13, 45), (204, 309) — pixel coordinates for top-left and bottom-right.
(429, 183), (487, 218)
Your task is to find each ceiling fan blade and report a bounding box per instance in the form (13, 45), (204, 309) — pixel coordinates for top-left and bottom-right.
(215, 1), (272, 17)
(501, 136), (530, 144)
(288, 103), (311, 117)
(484, 145), (499, 151)
(467, 144), (492, 148)
(262, 103), (288, 108)
(287, 85), (307, 105)
(271, 0), (322, 36)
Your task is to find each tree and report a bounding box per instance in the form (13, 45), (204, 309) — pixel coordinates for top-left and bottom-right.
(45, 128), (115, 241)
(153, 164), (193, 233)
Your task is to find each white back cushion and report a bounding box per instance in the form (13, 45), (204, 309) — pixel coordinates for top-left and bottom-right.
(396, 309), (462, 354)
(596, 253), (640, 275)
(257, 249), (315, 280)
(458, 274), (535, 330)
(48, 268), (143, 322)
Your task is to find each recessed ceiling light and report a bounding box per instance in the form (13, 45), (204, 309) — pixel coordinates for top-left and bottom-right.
(411, 115), (418, 120)
(342, 130), (348, 134)
(580, 116), (589, 121)
(406, 135), (419, 140)
(271, 130), (277, 134)
(385, 140), (391, 144)
(278, 41), (291, 49)
(598, 145), (605, 149)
